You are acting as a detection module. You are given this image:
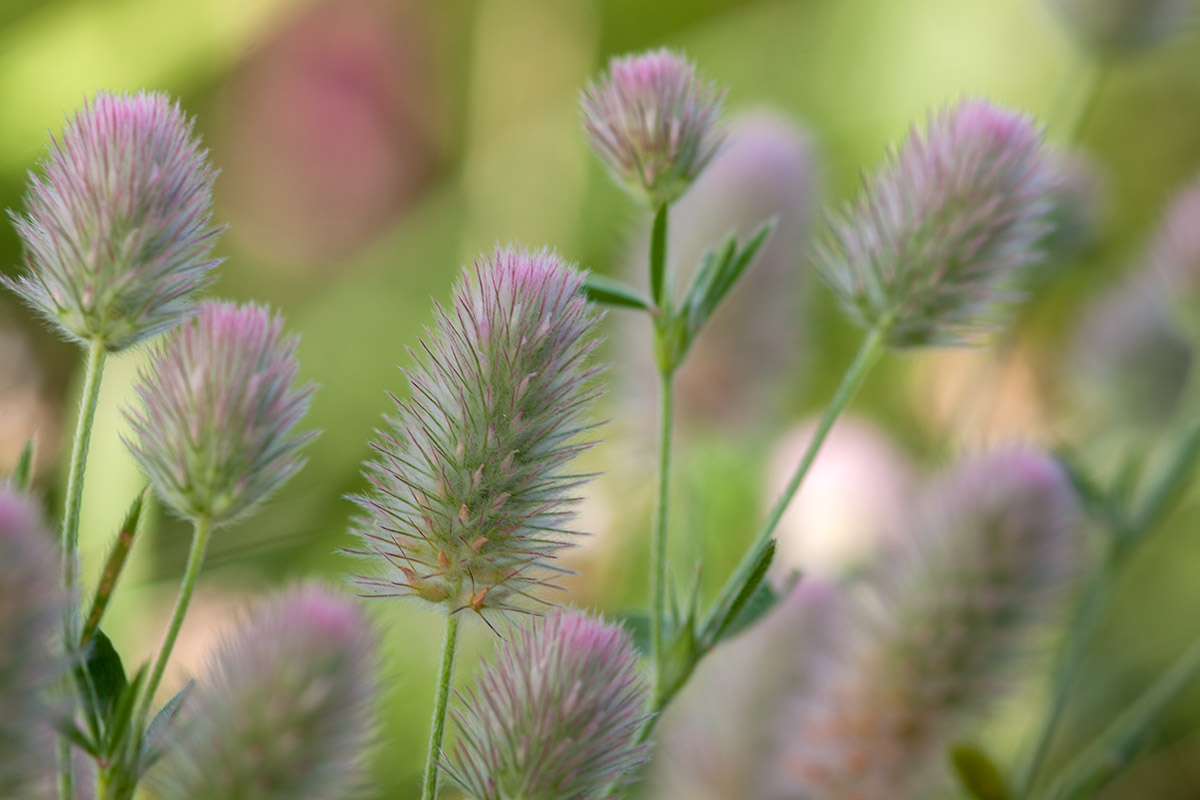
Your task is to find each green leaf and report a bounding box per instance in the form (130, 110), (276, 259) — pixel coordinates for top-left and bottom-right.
(142, 679), (195, 767)
(951, 743), (1011, 800)
(54, 719), (100, 758)
(582, 274), (654, 311)
(103, 665), (147, 761)
(615, 611), (652, 657)
(81, 488), (149, 649)
(81, 629), (128, 723)
(722, 567), (798, 642)
(680, 219), (776, 350)
(11, 438), (34, 490)
(702, 538), (778, 647)
(649, 202), (669, 306)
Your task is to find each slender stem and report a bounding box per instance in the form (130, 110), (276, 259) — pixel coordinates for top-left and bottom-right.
(705, 325), (888, 633)
(58, 740), (73, 800)
(650, 369), (675, 673)
(422, 613), (461, 800)
(136, 515), (213, 727)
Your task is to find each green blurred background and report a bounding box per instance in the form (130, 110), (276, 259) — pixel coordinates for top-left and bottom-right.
(2, 0), (1200, 797)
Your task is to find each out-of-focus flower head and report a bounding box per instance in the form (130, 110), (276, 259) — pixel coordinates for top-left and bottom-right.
(818, 99), (1057, 348)
(0, 486), (66, 798)
(1047, 0), (1196, 54)
(443, 609), (650, 800)
(581, 49), (725, 209)
(1147, 172), (1200, 332)
(151, 584), (377, 800)
(123, 301), (316, 526)
(349, 247), (604, 621)
(4, 91), (221, 351)
(769, 448), (1081, 800)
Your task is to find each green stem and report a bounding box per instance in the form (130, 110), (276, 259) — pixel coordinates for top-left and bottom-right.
(704, 325), (887, 635)
(650, 370), (674, 672)
(136, 515), (213, 727)
(422, 613), (461, 800)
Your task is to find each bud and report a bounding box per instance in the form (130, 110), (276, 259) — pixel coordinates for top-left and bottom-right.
(443, 609), (650, 800)
(0, 487), (65, 798)
(818, 99), (1057, 348)
(150, 584), (378, 800)
(1047, 0), (1195, 54)
(770, 449), (1081, 800)
(123, 301), (316, 526)
(348, 247), (604, 619)
(581, 49), (725, 208)
(3, 91), (221, 351)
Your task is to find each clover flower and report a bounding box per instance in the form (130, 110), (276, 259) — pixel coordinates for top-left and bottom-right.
(1047, 0), (1195, 54)
(818, 99), (1057, 347)
(581, 49), (725, 208)
(443, 609), (650, 800)
(771, 449), (1081, 800)
(3, 91), (221, 351)
(0, 487), (66, 798)
(349, 246), (604, 619)
(1147, 172), (1200, 327)
(123, 301), (316, 526)
(150, 584), (377, 800)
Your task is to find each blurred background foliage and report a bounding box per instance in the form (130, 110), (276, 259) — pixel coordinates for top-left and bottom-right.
(2, 0), (1200, 797)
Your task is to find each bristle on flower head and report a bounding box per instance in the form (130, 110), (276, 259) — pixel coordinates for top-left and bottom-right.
(770, 448), (1081, 800)
(443, 609), (651, 800)
(581, 49), (725, 208)
(1047, 0), (1195, 54)
(0, 487), (66, 798)
(348, 246), (604, 621)
(123, 301), (316, 526)
(817, 99), (1057, 348)
(3, 91), (222, 351)
(150, 584), (377, 800)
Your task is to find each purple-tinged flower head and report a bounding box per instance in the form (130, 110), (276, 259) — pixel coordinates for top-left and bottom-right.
(150, 584), (378, 800)
(0, 487), (66, 798)
(818, 99), (1057, 348)
(3, 91), (222, 351)
(348, 246), (604, 621)
(444, 609), (651, 800)
(1147, 172), (1200, 329)
(581, 49), (725, 208)
(1047, 0), (1195, 54)
(123, 301), (316, 526)
(769, 448), (1081, 800)
(1039, 150), (1107, 268)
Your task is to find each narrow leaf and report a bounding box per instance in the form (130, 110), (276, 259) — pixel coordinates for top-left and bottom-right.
(11, 438), (34, 490)
(142, 679), (195, 768)
(703, 538), (778, 646)
(582, 274), (654, 311)
(649, 202), (669, 306)
(81, 629), (129, 725)
(722, 567), (798, 642)
(81, 488), (149, 649)
(951, 743), (1011, 800)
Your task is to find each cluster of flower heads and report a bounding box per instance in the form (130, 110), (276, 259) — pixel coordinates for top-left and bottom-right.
(349, 247), (604, 620)
(818, 99), (1058, 348)
(123, 301), (317, 527)
(443, 609), (650, 800)
(770, 449), (1081, 800)
(3, 91), (221, 351)
(151, 584), (378, 800)
(581, 49), (726, 208)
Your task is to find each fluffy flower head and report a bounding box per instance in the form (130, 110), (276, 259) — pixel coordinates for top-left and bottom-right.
(349, 246), (604, 620)
(444, 609), (651, 800)
(818, 99), (1057, 347)
(1047, 0), (1195, 53)
(123, 301), (316, 526)
(581, 49), (725, 208)
(3, 91), (221, 351)
(151, 584), (378, 800)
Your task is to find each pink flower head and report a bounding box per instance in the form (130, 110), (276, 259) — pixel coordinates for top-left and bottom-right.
(348, 246), (604, 621)
(818, 99), (1057, 347)
(4, 91), (222, 351)
(444, 609), (651, 800)
(150, 584), (377, 800)
(581, 49), (725, 208)
(123, 301), (316, 526)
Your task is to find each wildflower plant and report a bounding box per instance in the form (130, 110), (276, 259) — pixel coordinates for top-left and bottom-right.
(3, 16), (1200, 800)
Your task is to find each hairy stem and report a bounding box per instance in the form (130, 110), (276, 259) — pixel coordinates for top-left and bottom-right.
(650, 369), (675, 678)
(422, 613), (461, 800)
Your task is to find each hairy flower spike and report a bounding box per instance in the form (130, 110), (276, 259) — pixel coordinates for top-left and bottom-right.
(581, 49), (725, 208)
(348, 246), (604, 619)
(150, 585), (378, 800)
(770, 449), (1081, 800)
(0, 487), (66, 798)
(443, 609), (651, 800)
(123, 301), (316, 526)
(818, 99), (1057, 347)
(1047, 0), (1196, 54)
(3, 91), (222, 351)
